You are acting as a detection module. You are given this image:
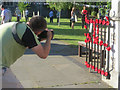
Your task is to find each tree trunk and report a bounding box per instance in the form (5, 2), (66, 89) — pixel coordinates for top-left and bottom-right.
(58, 11), (61, 26)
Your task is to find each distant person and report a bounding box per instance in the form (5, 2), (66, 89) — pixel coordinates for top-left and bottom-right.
(15, 7), (21, 22)
(0, 5), (10, 24)
(70, 7), (76, 29)
(56, 10), (60, 23)
(76, 8), (81, 19)
(49, 10), (54, 23)
(81, 6), (87, 29)
(7, 8), (12, 22)
(25, 9), (29, 22)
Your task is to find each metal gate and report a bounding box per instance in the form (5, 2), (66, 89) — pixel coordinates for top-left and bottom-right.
(83, 14), (111, 79)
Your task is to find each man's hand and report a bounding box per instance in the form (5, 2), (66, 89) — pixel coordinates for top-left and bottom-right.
(46, 29), (53, 40)
(1, 16), (5, 24)
(32, 28), (53, 59)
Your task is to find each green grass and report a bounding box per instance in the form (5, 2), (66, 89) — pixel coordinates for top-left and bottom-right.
(46, 18), (86, 46)
(0, 17), (87, 46)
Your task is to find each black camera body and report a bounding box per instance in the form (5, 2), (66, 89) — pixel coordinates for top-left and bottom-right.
(38, 31), (54, 41)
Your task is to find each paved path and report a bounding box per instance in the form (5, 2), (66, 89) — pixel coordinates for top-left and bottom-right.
(6, 40), (111, 88)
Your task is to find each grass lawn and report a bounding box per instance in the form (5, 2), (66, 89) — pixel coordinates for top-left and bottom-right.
(0, 17), (87, 46)
(46, 18), (87, 46)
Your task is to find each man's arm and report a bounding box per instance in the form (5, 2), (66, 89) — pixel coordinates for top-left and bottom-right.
(1, 11), (5, 24)
(71, 11), (73, 17)
(1, 15), (5, 24)
(31, 31), (52, 59)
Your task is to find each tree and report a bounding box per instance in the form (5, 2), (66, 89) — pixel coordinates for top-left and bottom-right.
(18, 2), (30, 12)
(47, 2), (73, 26)
(18, 2), (30, 17)
(107, 1), (111, 9)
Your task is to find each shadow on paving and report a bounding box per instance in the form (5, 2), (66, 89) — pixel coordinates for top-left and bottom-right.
(24, 42), (78, 56)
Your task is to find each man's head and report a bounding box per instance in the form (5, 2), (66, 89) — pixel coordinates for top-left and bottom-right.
(28, 16), (47, 35)
(83, 6), (86, 10)
(0, 5), (5, 11)
(72, 7), (75, 12)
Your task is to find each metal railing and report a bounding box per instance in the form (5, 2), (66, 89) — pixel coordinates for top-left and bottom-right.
(84, 14), (111, 79)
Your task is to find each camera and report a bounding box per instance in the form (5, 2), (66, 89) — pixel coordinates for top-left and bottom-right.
(38, 30), (54, 41)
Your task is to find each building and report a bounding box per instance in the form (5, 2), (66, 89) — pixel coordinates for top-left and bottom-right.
(0, 2), (18, 16)
(0, 1), (70, 18)
(0, 2), (51, 17)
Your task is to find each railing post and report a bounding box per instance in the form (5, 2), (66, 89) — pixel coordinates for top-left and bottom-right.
(102, 0), (120, 88)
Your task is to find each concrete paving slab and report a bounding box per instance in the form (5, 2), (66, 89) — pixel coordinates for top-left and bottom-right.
(2, 68), (23, 88)
(11, 55), (111, 88)
(5, 40), (112, 88)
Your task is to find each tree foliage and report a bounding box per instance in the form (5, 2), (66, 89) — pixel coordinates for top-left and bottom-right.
(47, 2), (74, 26)
(18, 2), (30, 12)
(47, 2), (111, 17)
(47, 2), (73, 11)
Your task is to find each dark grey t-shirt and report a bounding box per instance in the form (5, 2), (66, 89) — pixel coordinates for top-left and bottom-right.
(22, 27), (38, 49)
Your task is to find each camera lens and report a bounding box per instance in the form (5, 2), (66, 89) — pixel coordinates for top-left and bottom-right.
(38, 31), (54, 41)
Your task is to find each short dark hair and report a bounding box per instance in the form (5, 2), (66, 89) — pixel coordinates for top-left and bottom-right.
(29, 16), (47, 32)
(0, 5), (5, 9)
